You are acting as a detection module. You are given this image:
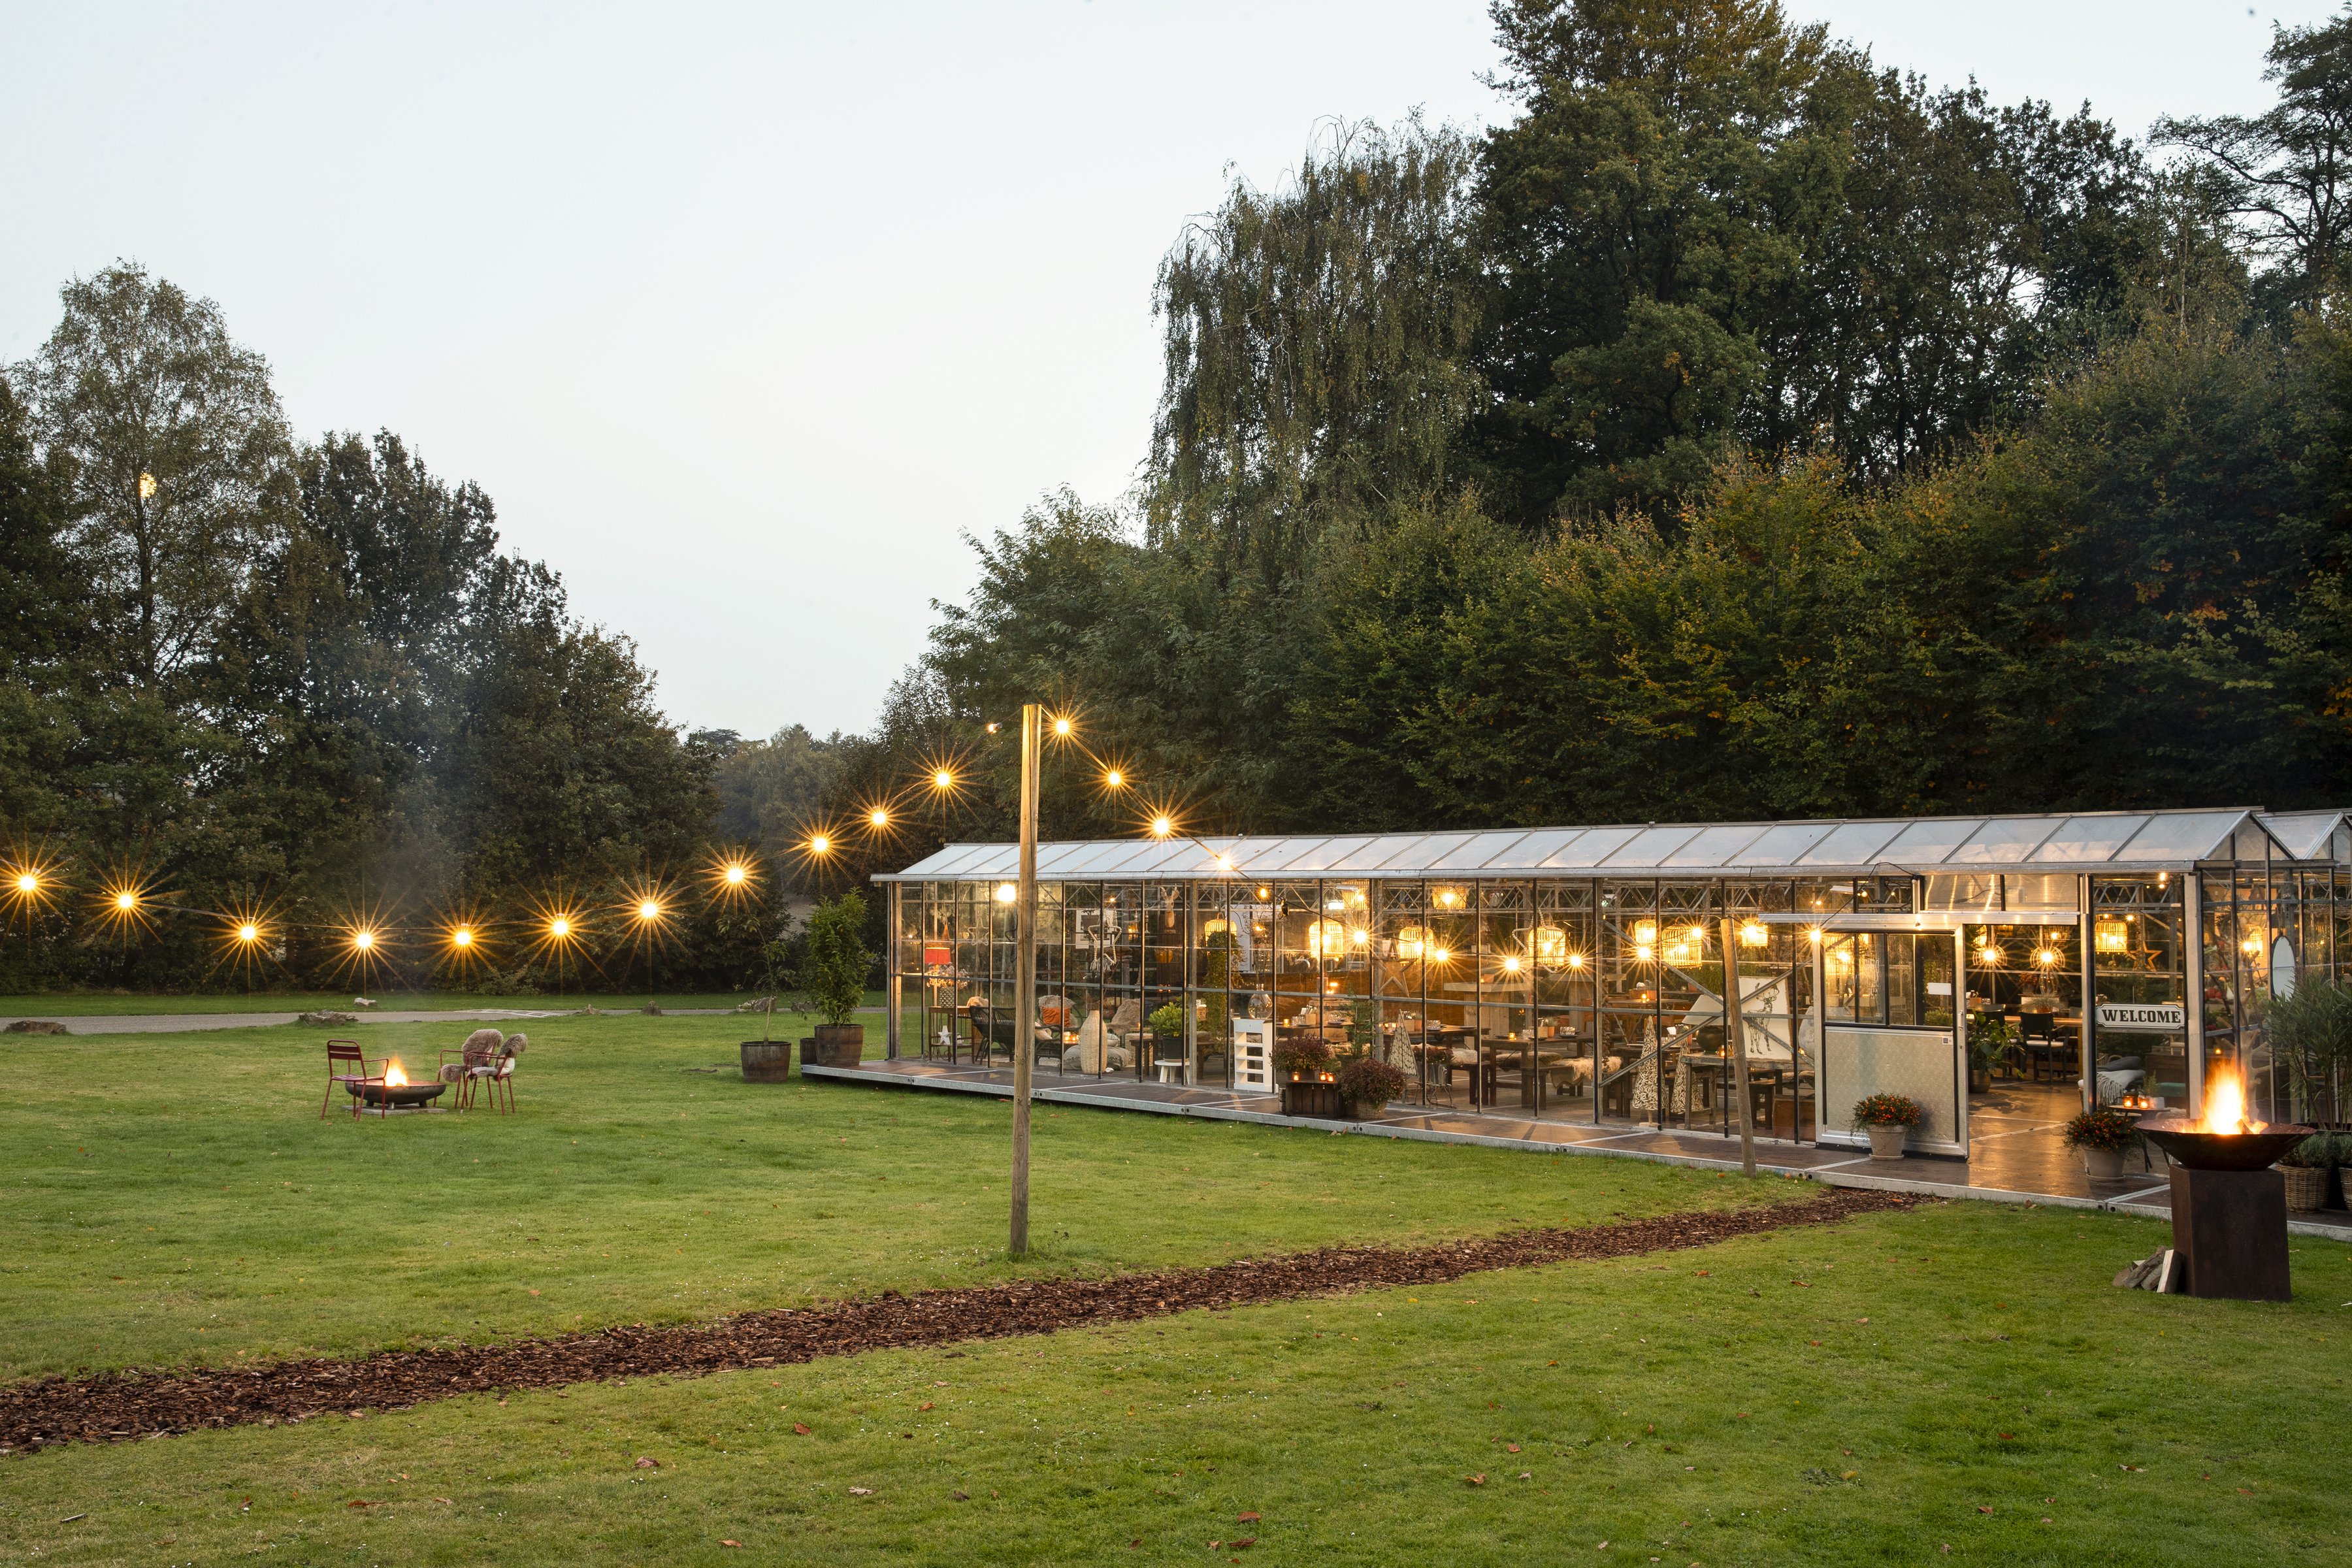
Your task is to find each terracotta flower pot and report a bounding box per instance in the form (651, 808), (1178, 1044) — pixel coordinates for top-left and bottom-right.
(1865, 1124), (1907, 1160)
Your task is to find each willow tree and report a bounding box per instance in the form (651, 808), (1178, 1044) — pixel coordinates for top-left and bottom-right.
(1149, 115), (1486, 597)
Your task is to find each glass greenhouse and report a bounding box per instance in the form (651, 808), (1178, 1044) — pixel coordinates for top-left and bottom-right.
(877, 808), (2352, 1155)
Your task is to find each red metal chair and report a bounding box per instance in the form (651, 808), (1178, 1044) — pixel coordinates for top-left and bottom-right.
(472, 1041), (519, 1114)
(322, 1038), (384, 1119)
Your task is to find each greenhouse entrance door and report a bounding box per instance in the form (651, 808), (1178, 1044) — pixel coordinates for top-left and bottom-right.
(1812, 923), (1968, 1158)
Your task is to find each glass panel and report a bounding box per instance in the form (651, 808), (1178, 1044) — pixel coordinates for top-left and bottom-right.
(1946, 819), (2062, 864)
(1454, 829), (1539, 871)
(1601, 825), (1707, 868)
(1659, 824), (1771, 867)
(1876, 817), (1984, 866)
(1798, 821), (1905, 866)
(1886, 933), (1917, 1026)
(1386, 832), (1486, 872)
(1278, 836), (1379, 874)
(2031, 815), (2153, 864)
(1737, 822), (1837, 868)
(1543, 826), (1643, 868)
(1482, 828), (1590, 870)
(2117, 811), (2245, 864)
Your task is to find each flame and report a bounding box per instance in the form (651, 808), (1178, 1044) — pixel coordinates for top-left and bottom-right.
(2193, 1060), (2264, 1135)
(384, 1058), (408, 1088)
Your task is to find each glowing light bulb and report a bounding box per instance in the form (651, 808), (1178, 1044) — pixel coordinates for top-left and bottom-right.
(351, 930), (375, 951)
(868, 808), (889, 828)
(995, 883), (1017, 904)
(115, 890), (137, 911)
(1567, 952), (1586, 970)
(725, 862), (749, 884)
(809, 834), (831, 855)
(1151, 814), (1173, 838)
(238, 923), (259, 943)
(1053, 717), (1073, 736)
(638, 900), (661, 921)
(932, 770), (954, 790)
(1104, 769), (1124, 789)
(1501, 954), (1522, 974)
(452, 926), (474, 947)
(550, 917), (572, 939)
(13, 874), (35, 894)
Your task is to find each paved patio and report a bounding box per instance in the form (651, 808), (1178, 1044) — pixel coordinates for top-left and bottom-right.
(803, 1056), (2352, 1242)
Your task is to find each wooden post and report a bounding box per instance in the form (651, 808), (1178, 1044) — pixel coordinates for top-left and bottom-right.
(1721, 917), (1756, 1176)
(1010, 702), (1041, 1258)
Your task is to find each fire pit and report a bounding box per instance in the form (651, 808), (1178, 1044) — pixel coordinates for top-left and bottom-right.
(343, 1058), (445, 1113)
(2136, 1064), (2308, 1302)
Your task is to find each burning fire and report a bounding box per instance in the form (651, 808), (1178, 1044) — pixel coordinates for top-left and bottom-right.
(383, 1058), (408, 1089)
(2192, 1059), (2264, 1135)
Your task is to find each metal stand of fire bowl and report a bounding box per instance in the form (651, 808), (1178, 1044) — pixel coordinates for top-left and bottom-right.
(2140, 1118), (2310, 1303)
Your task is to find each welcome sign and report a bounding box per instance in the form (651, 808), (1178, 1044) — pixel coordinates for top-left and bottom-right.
(2095, 1001), (2185, 1032)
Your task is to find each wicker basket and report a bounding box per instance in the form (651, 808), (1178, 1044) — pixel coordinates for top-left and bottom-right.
(2284, 1164), (2331, 1212)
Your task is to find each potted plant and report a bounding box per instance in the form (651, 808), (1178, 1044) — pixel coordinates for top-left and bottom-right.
(795, 892), (872, 1071)
(2269, 978), (2352, 1127)
(740, 927), (796, 1083)
(1967, 1015), (2017, 1092)
(1852, 1094), (1923, 1160)
(2061, 1104), (2141, 1181)
(1274, 1036), (1339, 1117)
(1147, 1002), (1186, 1078)
(2279, 1132), (2338, 1212)
(1336, 1053), (1405, 1120)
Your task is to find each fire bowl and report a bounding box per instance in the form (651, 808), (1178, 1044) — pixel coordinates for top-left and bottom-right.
(2136, 1117), (2313, 1171)
(348, 1080), (448, 1109)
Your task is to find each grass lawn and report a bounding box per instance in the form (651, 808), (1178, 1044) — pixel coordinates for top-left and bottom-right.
(1, 1013), (2349, 1563)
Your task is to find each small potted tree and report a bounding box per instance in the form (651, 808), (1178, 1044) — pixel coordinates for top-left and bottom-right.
(1274, 1036), (1339, 1117)
(1336, 1053), (1405, 1119)
(1147, 1002), (1186, 1080)
(740, 928), (796, 1083)
(796, 892), (872, 1071)
(2060, 1104), (2141, 1180)
(1852, 1093), (1923, 1160)
(1967, 1015), (2017, 1092)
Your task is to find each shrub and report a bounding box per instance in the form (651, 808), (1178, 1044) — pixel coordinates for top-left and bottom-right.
(794, 893), (870, 1026)
(1851, 1093), (1923, 1128)
(1337, 1053), (1406, 1109)
(2061, 1105), (2141, 1152)
(2279, 1132), (2338, 1168)
(1272, 1035), (1333, 1079)
(1147, 1002), (1186, 1038)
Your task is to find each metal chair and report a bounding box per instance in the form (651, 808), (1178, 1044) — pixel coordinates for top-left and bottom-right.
(322, 1038), (384, 1119)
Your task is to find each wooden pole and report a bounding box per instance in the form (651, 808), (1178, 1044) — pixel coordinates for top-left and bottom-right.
(1721, 917), (1756, 1177)
(1010, 702), (1041, 1258)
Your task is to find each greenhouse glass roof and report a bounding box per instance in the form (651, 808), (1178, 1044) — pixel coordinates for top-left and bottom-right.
(881, 806), (2324, 883)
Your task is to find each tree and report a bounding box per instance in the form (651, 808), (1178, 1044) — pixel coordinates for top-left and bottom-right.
(795, 892), (871, 1026)
(14, 263), (291, 690)
(2156, 8), (2352, 308)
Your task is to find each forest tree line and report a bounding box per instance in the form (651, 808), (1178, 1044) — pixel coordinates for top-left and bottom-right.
(0, 268), (770, 992)
(788, 0), (2352, 895)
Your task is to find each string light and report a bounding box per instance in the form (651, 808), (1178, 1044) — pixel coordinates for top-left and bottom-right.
(869, 808), (890, 828)
(1104, 769), (1124, 789)
(1151, 815), (1173, 838)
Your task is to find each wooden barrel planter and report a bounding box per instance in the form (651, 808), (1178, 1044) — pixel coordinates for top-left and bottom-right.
(800, 1024), (865, 1070)
(740, 1041), (793, 1083)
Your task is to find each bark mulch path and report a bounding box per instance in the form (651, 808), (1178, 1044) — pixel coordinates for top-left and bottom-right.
(0, 1187), (1914, 1453)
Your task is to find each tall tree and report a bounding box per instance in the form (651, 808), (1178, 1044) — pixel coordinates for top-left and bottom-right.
(14, 263), (292, 690)
(2156, 8), (2352, 308)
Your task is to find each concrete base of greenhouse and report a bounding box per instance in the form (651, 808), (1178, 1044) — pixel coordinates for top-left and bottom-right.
(799, 1057), (2352, 1243)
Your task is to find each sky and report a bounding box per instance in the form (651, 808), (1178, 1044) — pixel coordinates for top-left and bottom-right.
(4, 1), (2341, 740)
